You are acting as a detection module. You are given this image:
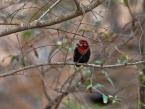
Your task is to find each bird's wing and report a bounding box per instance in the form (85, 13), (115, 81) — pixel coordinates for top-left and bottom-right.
(73, 47), (80, 62)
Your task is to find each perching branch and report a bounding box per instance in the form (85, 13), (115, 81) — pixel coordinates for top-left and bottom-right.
(1, 60), (145, 77)
(0, 0), (104, 37)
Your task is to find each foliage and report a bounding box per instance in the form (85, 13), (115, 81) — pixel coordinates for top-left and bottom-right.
(102, 94), (109, 104)
(117, 55), (128, 64)
(21, 30), (33, 41)
(123, 0), (128, 6)
(95, 59), (106, 65)
(101, 70), (114, 87)
(0, 0), (141, 109)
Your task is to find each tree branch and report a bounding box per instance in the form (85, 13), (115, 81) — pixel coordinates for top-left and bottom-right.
(0, 60), (145, 77)
(74, 0), (81, 11)
(38, 0), (62, 20)
(0, 0), (104, 37)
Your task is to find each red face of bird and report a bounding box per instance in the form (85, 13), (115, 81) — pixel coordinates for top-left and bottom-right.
(77, 40), (89, 54)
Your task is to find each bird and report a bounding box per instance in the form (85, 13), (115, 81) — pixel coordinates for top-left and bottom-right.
(86, 87), (121, 105)
(87, 91), (110, 105)
(73, 39), (90, 67)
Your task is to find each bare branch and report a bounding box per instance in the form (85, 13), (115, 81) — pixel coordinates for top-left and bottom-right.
(38, 0), (61, 20)
(45, 91), (68, 109)
(0, 60), (145, 77)
(0, 0), (104, 37)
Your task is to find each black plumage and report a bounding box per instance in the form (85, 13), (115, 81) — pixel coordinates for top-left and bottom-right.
(88, 92), (106, 104)
(87, 91), (111, 105)
(73, 47), (90, 67)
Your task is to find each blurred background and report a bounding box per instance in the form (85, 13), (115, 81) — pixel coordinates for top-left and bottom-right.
(0, 0), (144, 109)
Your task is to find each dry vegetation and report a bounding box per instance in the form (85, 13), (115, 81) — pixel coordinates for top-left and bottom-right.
(0, 0), (144, 109)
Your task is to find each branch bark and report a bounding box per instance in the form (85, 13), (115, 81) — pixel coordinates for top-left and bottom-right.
(0, 0), (104, 37)
(1, 60), (145, 77)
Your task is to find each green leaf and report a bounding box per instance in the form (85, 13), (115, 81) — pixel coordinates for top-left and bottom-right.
(10, 55), (19, 63)
(102, 94), (109, 104)
(117, 55), (128, 64)
(20, 57), (29, 66)
(102, 32), (111, 42)
(112, 95), (121, 104)
(95, 21), (102, 27)
(21, 30), (33, 41)
(86, 84), (93, 90)
(1, 55), (18, 64)
(101, 70), (114, 87)
(95, 60), (102, 65)
(68, 47), (73, 53)
(123, 0), (128, 6)
(94, 83), (104, 89)
(21, 57), (26, 66)
(95, 59), (105, 65)
(79, 28), (91, 33)
(84, 68), (92, 77)
(107, 77), (114, 87)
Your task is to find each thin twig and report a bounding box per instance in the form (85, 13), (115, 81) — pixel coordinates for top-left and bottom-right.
(38, 0), (61, 20)
(0, 0), (104, 37)
(0, 60), (145, 77)
(74, 0), (81, 11)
